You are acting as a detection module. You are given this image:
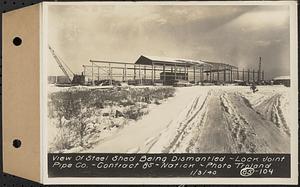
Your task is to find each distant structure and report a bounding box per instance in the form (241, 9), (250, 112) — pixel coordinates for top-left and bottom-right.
(135, 55), (210, 85)
(48, 75), (70, 84)
(272, 75), (290, 87)
(79, 55), (265, 86)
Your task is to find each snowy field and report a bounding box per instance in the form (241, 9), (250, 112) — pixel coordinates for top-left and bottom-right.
(48, 85), (291, 154)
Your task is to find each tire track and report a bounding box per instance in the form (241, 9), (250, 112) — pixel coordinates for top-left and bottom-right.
(220, 92), (257, 153)
(255, 94), (290, 136)
(163, 91), (210, 153)
(223, 92), (289, 153)
(186, 108), (208, 153)
(138, 119), (174, 153)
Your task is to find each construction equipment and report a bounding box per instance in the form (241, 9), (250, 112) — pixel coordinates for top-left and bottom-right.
(48, 45), (85, 86)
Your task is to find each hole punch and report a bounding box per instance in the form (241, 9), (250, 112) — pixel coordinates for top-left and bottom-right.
(13, 37), (22, 46)
(12, 139), (22, 148)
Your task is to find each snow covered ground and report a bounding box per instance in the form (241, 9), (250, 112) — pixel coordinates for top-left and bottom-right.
(47, 85), (176, 153)
(85, 85), (291, 154)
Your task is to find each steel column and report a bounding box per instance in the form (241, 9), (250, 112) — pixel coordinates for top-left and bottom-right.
(247, 69), (250, 83)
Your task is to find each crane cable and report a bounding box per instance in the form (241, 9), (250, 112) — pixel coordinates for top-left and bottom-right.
(48, 45), (75, 77)
(56, 54), (75, 76)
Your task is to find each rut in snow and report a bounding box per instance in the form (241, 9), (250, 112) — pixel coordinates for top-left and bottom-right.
(255, 94), (290, 136)
(162, 92), (210, 153)
(125, 88), (211, 153)
(218, 91), (289, 153)
(220, 92), (257, 153)
(86, 86), (290, 154)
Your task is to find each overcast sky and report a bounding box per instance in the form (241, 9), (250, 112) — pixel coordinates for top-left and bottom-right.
(47, 4), (290, 79)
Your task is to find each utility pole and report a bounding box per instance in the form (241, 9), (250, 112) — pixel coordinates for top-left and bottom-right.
(92, 62), (94, 86)
(258, 56), (262, 82)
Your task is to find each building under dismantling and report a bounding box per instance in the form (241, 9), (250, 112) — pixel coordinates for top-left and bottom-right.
(82, 55), (264, 86)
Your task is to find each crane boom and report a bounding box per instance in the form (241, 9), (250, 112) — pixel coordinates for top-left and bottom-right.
(48, 45), (72, 83)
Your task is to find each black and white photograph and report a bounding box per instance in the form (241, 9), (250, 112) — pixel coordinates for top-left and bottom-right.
(46, 2), (294, 156)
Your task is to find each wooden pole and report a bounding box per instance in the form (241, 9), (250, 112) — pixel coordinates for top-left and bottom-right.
(134, 65), (136, 80)
(187, 67), (189, 81)
(230, 67), (233, 83)
(223, 66), (226, 83)
(151, 64), (154, 84)
(237, 68), (239, 80)
(184, 64), (187, 80)
(242, 69), (245, 81)
(193, 66), (196, 83)
(109, 62), (112, 85)
(139, 64), (142, 85)
(124, 64), (127, 82)
(217, 66), (220, 82)
(163, 64), (166, 84)
(98, 66), (100, 81)
(154, 65), (156, 82)
(258, 56), (262, 82)
(247, 69), (250, 83)
(262, 70), (264, 81)
(209, 67), (212, 82)
(144, 66), (146, 81)
(174, 63), (177, 80)
(252, 69), (255, 83)
(92, 62), (94, 86)
(199, 67), (202, 83)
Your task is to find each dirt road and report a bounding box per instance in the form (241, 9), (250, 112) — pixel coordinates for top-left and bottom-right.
(88, 86), (290, 153)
